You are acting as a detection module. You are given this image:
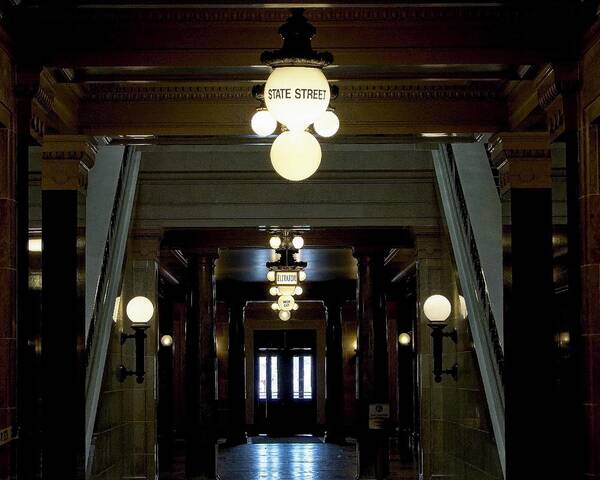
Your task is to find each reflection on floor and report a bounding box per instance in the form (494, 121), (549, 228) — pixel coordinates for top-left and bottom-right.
(220, 443), (355, 480)
(160, 439), (416, 479)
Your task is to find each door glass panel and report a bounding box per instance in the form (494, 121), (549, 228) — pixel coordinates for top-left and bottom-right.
(293, 356), (300, 399)
(303, 356), (312, 399)
(258, 356), (267, 400)
(270, 356), (279, 399)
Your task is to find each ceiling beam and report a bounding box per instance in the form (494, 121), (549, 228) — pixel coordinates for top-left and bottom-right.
(12, 6), (578, 68)
(78, 80), (507, 136)
(162, 227), (414, 250)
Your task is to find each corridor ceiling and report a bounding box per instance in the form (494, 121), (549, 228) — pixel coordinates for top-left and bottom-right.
(5, 2), (584, 143)
(215, 248), (358, 283)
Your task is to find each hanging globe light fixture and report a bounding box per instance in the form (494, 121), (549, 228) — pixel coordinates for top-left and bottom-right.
(252, 9), (338, 182)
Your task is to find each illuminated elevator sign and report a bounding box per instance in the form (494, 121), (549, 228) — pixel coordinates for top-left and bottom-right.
(276, 271), (298, 286)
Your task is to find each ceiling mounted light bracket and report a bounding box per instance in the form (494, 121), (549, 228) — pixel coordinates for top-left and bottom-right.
(260, 8), (333, 68)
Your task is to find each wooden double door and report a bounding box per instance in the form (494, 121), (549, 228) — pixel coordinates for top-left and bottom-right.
(254, 330), (317, 435)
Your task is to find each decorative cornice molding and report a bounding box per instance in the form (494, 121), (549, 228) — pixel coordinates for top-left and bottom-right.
(339, 84), (501, 102)
(42, 7), (541, 25)
(84, 83), (502, 104)
(535, 64), (579, 141)
(488, 132), (552, 193)
(41, 135), (98, 190)
(85, 85), (252, 103)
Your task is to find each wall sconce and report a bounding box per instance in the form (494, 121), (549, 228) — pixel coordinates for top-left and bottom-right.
(424, 294), (458, 383)
(118, 296), (154, 384)
(160, 335), (173, 348)
(398, 332), (412, 346)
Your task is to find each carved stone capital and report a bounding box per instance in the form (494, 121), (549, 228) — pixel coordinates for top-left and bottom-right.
(489, 132), (552, 194)
(536, 64), (579, 142)
(41, 135), (97, 190)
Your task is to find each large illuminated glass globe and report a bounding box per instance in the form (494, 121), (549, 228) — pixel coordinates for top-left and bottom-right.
(264, 66), (331, 132)
(270, 130), (321, 181)
(314, 110), (339, 138)
(423, 294), (451, 323)
(251, 109), (277, 137)
(126, 296), (154, 324)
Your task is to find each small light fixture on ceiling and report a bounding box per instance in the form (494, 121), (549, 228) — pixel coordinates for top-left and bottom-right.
(269, 235), (282, 249)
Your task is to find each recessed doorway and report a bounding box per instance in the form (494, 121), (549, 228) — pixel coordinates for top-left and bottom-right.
(254, 330), (317, 436)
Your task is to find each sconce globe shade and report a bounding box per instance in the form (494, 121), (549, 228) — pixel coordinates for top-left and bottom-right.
(271, 302), (279, 311)
(293, 303), (299, 311)
(269, 286), (278, 296)
(264, 66), (331, 132)
(398, 333), (412, 346)
(279, 310), (291, 321)
(160, 335), (173, 347)
(314, 110), (340, 138)
(423, 294), (451, 322)
(251, 109), (277, 137)
(292, 235), (305, 250)
(298, 270), (307, 282)
(294, 286), (303, 296)
(270, 130), (321, 181)
(269, 235), (282, 249)
(278, 294), (295, 311)
(126, 296), (154, 324)
(459, 295), (468, 319)
(267, 270), (276, 282)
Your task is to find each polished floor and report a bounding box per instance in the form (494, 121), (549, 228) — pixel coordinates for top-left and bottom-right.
(161, 438), (416, 479)
(220, 443), (356, 480)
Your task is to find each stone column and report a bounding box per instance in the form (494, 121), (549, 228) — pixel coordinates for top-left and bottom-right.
(490, 132), (556, 479)
(538, 66), (584, 477)
(14, 65), (42, 480)
(324, 296), (345, 444)
(580, 120), (600, 480)
(122, 234), (161, 479)
(186, 250), (219, 480)
(226, 295), (247, 446)
(414, 230), (451, 479)
(353, 248), (389, 480)
(0, 122), (16, 480)
(41, 135), (96, 479)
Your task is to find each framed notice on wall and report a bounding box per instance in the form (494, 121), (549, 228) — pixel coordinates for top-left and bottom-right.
(368, 404), (390, 430)
(0, 426), (12, 446)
